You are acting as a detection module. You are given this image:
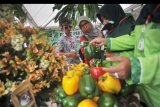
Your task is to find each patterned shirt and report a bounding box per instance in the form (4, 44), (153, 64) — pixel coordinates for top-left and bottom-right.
(56, 33), (80, 64)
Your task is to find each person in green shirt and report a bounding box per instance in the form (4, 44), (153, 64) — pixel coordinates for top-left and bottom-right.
(96, 4), (135, 59)
(97, 4), (135, 38)
(90, 4), (160, 107)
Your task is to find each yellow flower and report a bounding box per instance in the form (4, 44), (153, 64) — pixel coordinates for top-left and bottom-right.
(49, 56), (56, 63)
(2, 51), (10, 60)
(0, 19), (6, 29)
(4, 24), (16, 38)
(36, 69), (44, 76)
(10, 82), (18, 92)
(29, 74), (38, 81)
(0, 81), (5, 97)
(25, 61), (37, 73)
(16, 22), (24, 30)
(20, 60), (27, 66)
(39, 81), (50, 88)
(2, 69), (10, 75)
(0, 38), (6, 46)
(12, 63), (21, 71)
(33, 84), (42, 93)
(0, 58), (7, 68)
(15, 56), (21, 65)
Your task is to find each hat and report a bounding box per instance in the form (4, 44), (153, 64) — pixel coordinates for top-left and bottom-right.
(77, 16), (91, 28)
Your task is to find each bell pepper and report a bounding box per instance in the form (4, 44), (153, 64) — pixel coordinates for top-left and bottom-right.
(54, 86), (67, 103)
(79, 74), (100, 99)
(90, 58), (102, 67)
(90, 67), (106, 80)
(98, 72), (121, 94)
(83, 45), (94, 60)
(92, 46), (101, 59)
(82, 66), (90, 75)
(78, 99), (98, 107)
(83, 41), (101, 60)
(68, 63), (88, 77)
(62, 72), (79, 95)
(93, 96), (99, 102)
(98, 93), (120, 107)
(62, 93), (83, 107)
(66, 70), (81, 77)
(119, 81), (136, 97)
(102, 60), (111, 67)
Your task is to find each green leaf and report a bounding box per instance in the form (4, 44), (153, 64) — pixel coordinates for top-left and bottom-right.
(13, 70), (18, 77)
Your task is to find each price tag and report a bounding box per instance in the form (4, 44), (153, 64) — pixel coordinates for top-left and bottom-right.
(101, 45), (104, 51)
(138, 38), (144, 51)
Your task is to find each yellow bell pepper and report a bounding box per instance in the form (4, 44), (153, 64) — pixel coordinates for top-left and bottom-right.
(62, 72), (79, 95)
(77, 99), (98, 107)
(75, 67), (83, 77)
(98, 72), (121, 94)
(66, 62), (88, 77)
(66, 69), (81, 77)
(66, 70), (76, 76)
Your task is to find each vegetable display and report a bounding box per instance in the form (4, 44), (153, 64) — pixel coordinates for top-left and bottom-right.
(54, 56), (136, 106)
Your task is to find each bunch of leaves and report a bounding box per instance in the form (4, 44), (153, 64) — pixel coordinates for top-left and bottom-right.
(52, 4), (103, 28)
(0, 4), (26, 23)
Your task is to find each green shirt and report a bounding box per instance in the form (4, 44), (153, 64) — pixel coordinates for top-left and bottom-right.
(105, 22), (160, 107)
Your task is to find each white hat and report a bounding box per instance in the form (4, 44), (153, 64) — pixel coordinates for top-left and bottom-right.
(77, 16), (91, 29)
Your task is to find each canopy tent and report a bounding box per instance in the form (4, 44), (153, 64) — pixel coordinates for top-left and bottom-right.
(22, 4), (143, 29)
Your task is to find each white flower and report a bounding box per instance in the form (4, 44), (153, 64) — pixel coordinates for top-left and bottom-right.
(11, 34), (25, 51)
(39, 60), (50, 70)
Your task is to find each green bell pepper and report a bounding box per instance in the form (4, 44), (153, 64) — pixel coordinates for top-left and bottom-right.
(82, 66), (90, 75)
(102, 59), (119, 68)
(92, 46), (101, 58)
(119, 81), (136, 97)
(102, 60), (111, 67)
(83, 41), (101, 60)
(84, 45), (93, 60)
(78, 74), (100, 99)
(90, 58), (102, 67)
(98, 93), (120, 107)
(62, 93), (83, 107)
(54, 86), (67, 103)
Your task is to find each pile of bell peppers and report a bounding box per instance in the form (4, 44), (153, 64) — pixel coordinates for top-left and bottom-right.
(54, 59), (136, 106)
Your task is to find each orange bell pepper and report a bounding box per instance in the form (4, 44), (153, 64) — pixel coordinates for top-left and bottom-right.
(98, 72), (121, 94)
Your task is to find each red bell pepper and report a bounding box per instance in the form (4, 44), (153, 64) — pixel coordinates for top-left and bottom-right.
(90, 67), (106, 80)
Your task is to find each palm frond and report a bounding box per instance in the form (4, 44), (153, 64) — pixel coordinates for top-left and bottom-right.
(52, 4), (101, 28)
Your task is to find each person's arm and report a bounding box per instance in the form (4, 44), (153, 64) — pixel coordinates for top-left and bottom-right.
(130, 54), (160, 86)
(102, 54), (160, 86)
(105, 30), (135, 51)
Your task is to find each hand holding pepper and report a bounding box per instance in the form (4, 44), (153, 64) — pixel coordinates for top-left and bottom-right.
(65, 51), (77, 58)
(89, 37), (107, 47)
(102, 56), (131, 79)
(104, 51), (115, 58)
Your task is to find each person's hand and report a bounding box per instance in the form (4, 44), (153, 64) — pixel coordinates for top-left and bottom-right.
(69, 51), (77, 58)
(56, 52), (65, 56)
(89, 37), (107, 47)
(104, 51), (115, 58)
(65, 51), (77, 58)
(89, 59), (95, 67)
(102, 56), (131, 79)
